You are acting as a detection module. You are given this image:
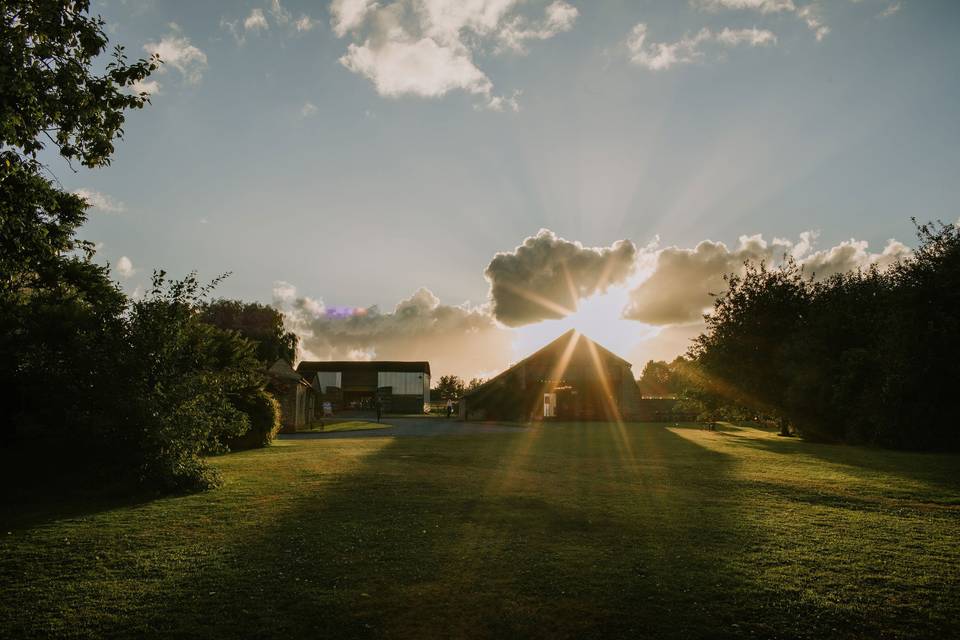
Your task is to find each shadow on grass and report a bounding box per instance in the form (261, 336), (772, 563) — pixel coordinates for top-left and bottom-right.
(0, 437), (168, 532)
(128, 424), (878, 638)
(4, 424), (958, 639)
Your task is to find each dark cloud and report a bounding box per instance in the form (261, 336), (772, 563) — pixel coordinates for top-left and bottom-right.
(485, 229), (638, 327)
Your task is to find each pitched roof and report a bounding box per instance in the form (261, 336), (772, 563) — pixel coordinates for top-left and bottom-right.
(296, 360), (431, 377)
(465, 330), (631, 397)
(268, 358), (303, 381)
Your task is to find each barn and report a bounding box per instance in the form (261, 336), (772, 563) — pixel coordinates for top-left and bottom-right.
(462, 330), (643, 422)
(296, 361), (431, 414)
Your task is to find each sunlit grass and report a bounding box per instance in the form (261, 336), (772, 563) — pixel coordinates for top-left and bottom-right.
(1, 423), (958, 638)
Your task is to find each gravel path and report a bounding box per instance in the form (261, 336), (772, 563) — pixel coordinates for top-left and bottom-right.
(279, 417), (527, 439)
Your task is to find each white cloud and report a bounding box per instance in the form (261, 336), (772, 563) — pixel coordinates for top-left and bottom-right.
(143, 31), (208, 85)
(295, 15), (318, 31)
(716, 26), (778, 46)
(130, 78), (161, 95)
(244, 8), (269, 32)
(341, 37), (493, 99)
(623, 232), (913, 325)
(332, 0), (578, 110)
(695, 0), (830, 40)
(273, 283), (513, 379)
(73, 188), (126, 214)
(115, 256), (135, 279)
(496, 1), (578, 54)
(330, 0), (378, 37)
(223, 2), (319, 42)
(300, 101), (318, 117)
(697, 0), (796, 12)
(626, 23), (775, 71)
(797, 4), (830, 41)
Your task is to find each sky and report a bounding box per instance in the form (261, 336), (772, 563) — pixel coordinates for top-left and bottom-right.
(60, 0), (960, 380)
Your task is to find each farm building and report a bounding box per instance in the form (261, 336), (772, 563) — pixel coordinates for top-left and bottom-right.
(296, 361), (431, 414)
(266, 359), (317, 432)
(462, 330), (643, 422)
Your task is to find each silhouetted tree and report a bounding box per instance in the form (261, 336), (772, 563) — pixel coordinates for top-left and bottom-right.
(1, 0), (157, 439)
(434, 375), (466, 400)
(690, 260), (810, 437)
(200, 299), (298, 365)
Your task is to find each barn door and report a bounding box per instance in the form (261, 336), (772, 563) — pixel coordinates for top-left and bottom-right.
(543, 393), (557, 418)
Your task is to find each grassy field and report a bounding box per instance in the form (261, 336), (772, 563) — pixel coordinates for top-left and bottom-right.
(1, 422), (959, 639)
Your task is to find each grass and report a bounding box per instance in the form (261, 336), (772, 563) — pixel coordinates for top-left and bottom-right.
(1, 422), (959, 639)
(301, 421), (392, 433)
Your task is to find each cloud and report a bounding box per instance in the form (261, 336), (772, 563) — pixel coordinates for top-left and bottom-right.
(330, 0), (378, 37)
(130, 78), (161, 95)
(273, 283), (513, 379)
(143, 31), (207, 85)
(341, 37), (495, 100)
(295, 15), (318, 31)
(73, 188), (126, 213)
(223, 1), (319, 42)
(485, 229), (638, 327)
(694, 0), (830, 41)
(244, 8), (270, 32)
(626, 24), (776, 70)
(115, 256), (135, 279)
(715, 26), (778, 46)
(332, 0), (578, 110)
(696, 0), (796, 12)
(300, 101), (318, 117)
(801, 237), (911, 279)
(496, 1), (578, 54)
(623, 232), (913, 326)
(878, 2), (901, 18)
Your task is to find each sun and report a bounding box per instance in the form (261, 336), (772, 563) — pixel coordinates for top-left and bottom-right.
(512, 284), (658, 364)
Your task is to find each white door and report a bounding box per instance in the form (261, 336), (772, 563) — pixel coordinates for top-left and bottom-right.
(543, 393), (556, 418)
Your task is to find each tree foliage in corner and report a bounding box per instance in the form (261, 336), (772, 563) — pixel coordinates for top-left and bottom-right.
(2, 0), (158, 439)
(1, 2), (275, 490)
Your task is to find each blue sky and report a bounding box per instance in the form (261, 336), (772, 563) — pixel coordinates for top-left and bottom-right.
(62, 0), (960, 378)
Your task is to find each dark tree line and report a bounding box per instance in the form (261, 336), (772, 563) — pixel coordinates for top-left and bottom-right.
(681, 220), (960, 451)
(2, 1), (294, 491)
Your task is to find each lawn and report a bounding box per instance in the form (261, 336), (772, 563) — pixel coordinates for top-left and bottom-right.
(1, 422), (959, 639)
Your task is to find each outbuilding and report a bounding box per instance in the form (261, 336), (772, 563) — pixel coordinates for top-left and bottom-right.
(296, 361), (431, 414)
(462, 330), (643, 422)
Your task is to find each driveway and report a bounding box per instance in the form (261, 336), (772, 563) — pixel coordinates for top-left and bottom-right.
(279, 417), (527, 439)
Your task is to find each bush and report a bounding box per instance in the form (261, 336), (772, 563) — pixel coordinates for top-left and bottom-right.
(229, 389), (281, 451)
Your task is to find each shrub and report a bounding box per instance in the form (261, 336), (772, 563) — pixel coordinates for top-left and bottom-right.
(229, 389), (281, 451)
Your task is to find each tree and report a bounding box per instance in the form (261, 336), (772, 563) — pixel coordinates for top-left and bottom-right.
(1, 1), (157, 439)
(637, 360), (677, 397)
(111, 272), (264, 490)
(200, 299), (298, 365)
(433, 375), (466, 400)
(467, 377), (486, 392)
(689, 260), (811, 437)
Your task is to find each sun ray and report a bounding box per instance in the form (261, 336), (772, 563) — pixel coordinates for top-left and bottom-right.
(585, 338), (637, 470)
(500, 280), (575, 319)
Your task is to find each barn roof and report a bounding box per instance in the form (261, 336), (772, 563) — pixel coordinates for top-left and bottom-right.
(296, 360), (431, 377)
(465, 330), (631, 397)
